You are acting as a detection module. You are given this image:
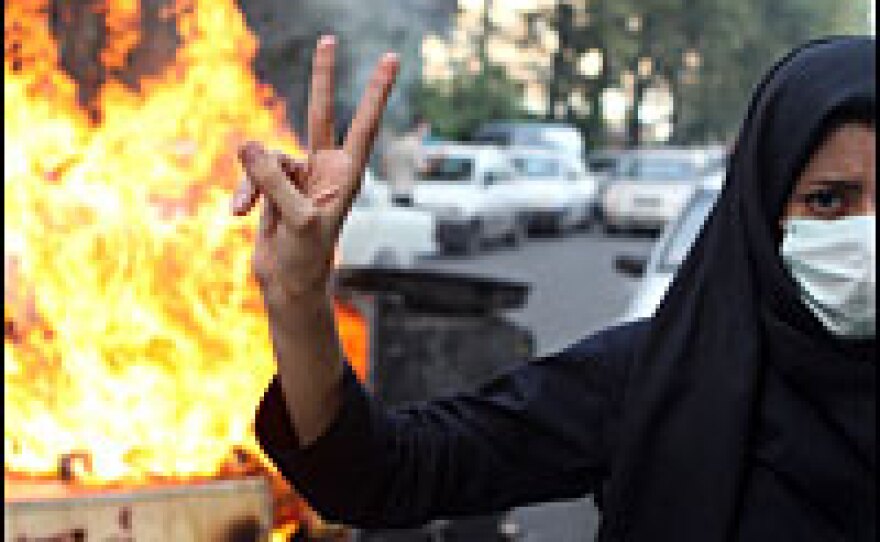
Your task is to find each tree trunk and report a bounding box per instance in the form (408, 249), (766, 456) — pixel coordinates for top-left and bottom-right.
(626, 74), (647, 148)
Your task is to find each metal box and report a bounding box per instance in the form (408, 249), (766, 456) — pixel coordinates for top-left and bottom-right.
(4, 477), (273, 542)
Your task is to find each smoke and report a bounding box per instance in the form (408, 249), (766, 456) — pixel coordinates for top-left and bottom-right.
(237, 0), (457, 141)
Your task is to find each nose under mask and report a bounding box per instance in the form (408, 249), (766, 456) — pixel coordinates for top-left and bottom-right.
(781, 215), (876, 339)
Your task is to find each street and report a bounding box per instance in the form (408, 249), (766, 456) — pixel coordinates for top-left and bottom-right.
(418, 230), (655, 357)
(417, 229), (655, 541)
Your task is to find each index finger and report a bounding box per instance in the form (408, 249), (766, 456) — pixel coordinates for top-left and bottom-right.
(343, 52), (400, 173)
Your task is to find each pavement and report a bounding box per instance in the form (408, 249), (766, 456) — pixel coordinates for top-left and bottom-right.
(416, 228), (656, 541)
(418, 229), (654, 357)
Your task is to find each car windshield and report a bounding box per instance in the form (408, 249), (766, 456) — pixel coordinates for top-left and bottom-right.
(476, 124), (581, 156)
(656, 190), (719, 271)
(418, 155), (474, 182)
(539, 128), (582, 155)
(511, 156), (561, 178)
(617, 156), (698, 180)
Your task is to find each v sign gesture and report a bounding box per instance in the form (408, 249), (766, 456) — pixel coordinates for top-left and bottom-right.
(233, 36), (399, 445)
(233, 36), (399, 303)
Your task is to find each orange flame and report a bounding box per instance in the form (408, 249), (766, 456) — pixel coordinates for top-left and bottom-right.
(4, 0), (363, 492)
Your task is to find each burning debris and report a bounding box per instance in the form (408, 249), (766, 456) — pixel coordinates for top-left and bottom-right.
(4, 0), (367, 537)
(5, 0), (295, 483)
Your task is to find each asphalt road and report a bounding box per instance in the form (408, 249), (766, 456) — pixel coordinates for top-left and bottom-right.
(416, 228), (656, 542)
(418, 229), (655, 357)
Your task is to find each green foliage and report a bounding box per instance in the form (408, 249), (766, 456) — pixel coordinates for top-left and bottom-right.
(412, 0), (871, 147)
(671, 0), (871, 143)
(413, 64), (530, 141)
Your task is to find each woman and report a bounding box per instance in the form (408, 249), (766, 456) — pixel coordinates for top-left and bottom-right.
(234, 36), (875, 540)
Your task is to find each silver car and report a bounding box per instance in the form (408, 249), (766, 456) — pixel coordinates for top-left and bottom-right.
(614, 188), (721, 322)
(412, 145), (524, 254)
(338, 171), (438, 268)
(601, 149), (711, 234)
(505, 148), (598, 234)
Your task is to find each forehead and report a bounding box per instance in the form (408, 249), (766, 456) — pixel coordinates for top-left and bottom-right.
(800, 123), (875, 180)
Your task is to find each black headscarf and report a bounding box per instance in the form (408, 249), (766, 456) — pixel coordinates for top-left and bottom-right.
(600, 37), (876, 540)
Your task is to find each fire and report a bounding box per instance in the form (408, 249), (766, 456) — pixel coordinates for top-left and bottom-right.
(5, 0), (361, 497)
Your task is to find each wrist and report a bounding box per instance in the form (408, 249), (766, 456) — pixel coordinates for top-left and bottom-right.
(263, 279), (334, 314)
(262, 268), (334, 302)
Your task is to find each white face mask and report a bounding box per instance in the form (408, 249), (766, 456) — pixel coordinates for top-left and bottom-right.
(781, 215), (876, 338)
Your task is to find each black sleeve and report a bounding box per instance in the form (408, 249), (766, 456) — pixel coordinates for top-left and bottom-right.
(254, 322), (643, 529)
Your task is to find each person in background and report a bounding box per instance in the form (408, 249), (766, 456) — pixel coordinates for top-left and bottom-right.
(231, 36), (875, 540)
(381, 114), (430, 205)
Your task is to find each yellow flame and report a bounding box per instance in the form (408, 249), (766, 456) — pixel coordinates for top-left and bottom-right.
(4, 0), (362, 489)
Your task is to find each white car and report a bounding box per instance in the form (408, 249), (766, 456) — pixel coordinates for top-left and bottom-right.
(411, 144), (523, 254)
(337, 171), (437, 268)
(505, 148), (598, 234)
(614, 188), (721, 322)
(474, 121), (586, 165)
(601, 148), (711, 234)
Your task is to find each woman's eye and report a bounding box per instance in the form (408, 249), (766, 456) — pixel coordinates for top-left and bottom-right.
(804, 190), (843, 210)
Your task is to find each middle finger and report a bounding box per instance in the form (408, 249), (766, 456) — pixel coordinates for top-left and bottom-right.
(307, 35), (337, 152)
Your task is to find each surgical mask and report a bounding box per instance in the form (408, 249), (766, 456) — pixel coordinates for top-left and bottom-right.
(781, 215), (876, 338)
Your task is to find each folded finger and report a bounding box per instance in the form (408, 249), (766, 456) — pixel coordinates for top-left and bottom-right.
(239, 141), (316, 229)
(231, 174), (260, 216)
(276, 152), (310, 193)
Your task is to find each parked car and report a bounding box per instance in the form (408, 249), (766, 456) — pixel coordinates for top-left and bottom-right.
(613, 187), (721, 322)
(697, 145), (729, 190)
(586, 148), (628, 221)
(504, 147), (598, 234)
(600, 148), (711, 234)
(411, 144), (523, 254)
(586, 148), (627, 179)
(473, 121), (586, 164)
(338, 170), (438, 267)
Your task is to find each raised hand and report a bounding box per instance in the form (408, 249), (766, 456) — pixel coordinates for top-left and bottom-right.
(233, 36), (399, 303)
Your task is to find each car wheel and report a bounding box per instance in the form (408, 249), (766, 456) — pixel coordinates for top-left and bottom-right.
(462, 220), (483, 254)
(505, 218), (527, 247)
(553, 213), (572, 236)
(579, 210), (595, 232)
(604, 222), (620, 236)
(579, 207), (596, 231)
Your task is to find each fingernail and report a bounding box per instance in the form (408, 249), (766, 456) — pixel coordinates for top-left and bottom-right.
(384, 52), (399, 64)
(319, 35), (336, 47)
(232, 192), (245, 211)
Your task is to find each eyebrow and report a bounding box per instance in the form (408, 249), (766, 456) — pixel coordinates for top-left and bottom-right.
(799, 179), (864, 191)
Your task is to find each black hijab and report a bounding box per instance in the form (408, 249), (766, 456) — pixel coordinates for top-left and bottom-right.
(600, 37), (876, 540)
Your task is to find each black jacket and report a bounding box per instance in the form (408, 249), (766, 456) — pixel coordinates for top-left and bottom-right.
(255, 314), (875, 541)
(255, 321), (643, 529)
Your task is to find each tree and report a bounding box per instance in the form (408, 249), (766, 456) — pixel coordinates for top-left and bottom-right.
(413, 63), (528, 141)
(540, 0), (871, 146)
